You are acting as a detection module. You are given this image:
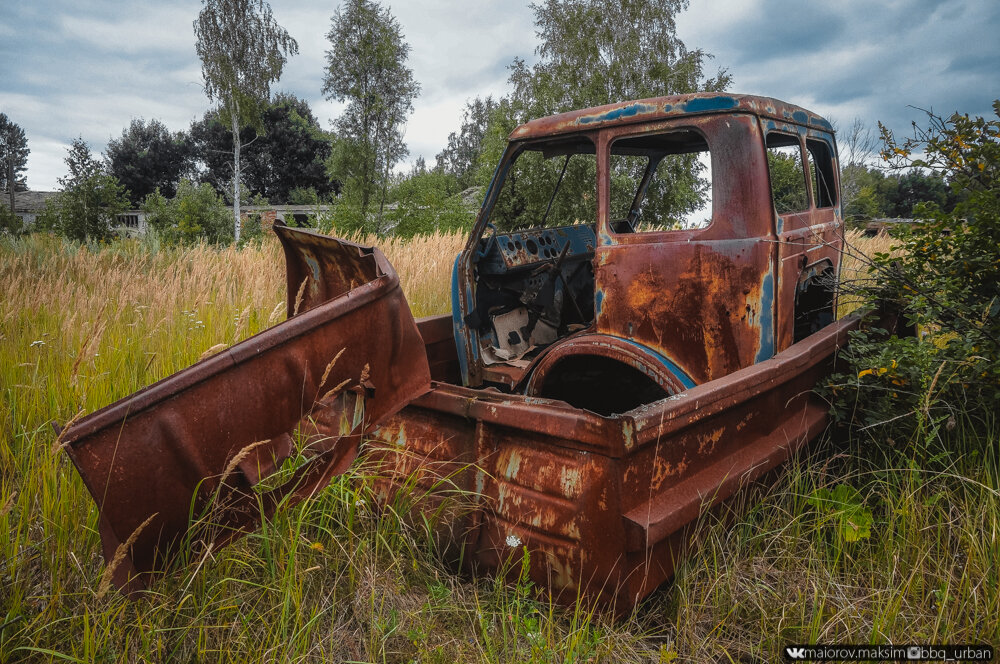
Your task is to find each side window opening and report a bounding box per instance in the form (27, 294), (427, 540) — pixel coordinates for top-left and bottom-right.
(806, 138), (837, 208)
(608, 129), (712, 233)
(766, 133), (809, 214)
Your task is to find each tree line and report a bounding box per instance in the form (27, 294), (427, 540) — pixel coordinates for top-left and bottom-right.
(0, 0), (965, 245)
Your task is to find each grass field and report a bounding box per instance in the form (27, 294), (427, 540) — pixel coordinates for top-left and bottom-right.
(1, 229), (996, 662)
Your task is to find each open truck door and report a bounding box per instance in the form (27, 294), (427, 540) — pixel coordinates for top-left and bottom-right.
(60, 223), (430, 594)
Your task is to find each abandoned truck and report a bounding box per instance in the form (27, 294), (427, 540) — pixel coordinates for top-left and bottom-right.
(63, 93), (859, 611)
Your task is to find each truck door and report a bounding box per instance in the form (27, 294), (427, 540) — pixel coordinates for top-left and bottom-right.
(593, 113), (777, 386)
(61, 225), (431, 593)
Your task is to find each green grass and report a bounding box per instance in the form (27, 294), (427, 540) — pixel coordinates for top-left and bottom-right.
(1, 232), (997, 662)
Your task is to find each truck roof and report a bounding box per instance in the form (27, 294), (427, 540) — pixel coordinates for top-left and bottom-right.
(509, 92), (833, 141)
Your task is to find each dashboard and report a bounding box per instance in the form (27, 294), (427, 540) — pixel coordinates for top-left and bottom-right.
(477, 224), (596, 275)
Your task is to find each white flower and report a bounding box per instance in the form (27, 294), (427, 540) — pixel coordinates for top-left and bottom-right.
(505, 534), (522, 547)
(30, 340), (45, 347)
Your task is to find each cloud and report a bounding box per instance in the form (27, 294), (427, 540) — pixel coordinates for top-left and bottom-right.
(2, 0), (998, 191)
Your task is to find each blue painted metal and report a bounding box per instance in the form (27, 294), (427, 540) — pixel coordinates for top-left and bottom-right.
(450, 254), (471, 385)
(611, 337), (697, 390)
(753, 270), (776, 364)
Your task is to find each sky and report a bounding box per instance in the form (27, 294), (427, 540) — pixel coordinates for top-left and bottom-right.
(1, 0), (998, 192)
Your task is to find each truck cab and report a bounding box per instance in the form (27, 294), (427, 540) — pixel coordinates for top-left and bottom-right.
(451, 93), (842, 415)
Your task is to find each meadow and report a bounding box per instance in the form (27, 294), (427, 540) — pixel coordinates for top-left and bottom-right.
(1, 229), (996, 662)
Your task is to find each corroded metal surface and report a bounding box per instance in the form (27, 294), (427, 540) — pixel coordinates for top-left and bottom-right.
(369, 313), (859, 610)
(62, 228), (429, 593)
(509, 92), (834, 141)
(593, 114), (776, 386)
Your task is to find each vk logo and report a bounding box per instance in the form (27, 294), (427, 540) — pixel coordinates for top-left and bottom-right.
(785, 647), (807, 659)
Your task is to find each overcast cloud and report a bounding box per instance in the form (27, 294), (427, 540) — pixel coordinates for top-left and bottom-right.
(1, 0), (997, 192)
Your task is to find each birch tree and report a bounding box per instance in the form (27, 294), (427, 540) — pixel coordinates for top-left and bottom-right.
(194, 0), (298, 242)
(323, 0), (418, 231)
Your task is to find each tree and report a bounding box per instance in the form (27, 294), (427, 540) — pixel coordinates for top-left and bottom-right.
(242, 94), (335, 203)
(477, 0), (729, 224)
(0, 113), (30, 213)
(105, 118), (192, 205)
(435, 96), (497, 190)
(323, 0), (419, 231)
(40, 138), (130, 241)
(385, 164), (471, 238)
(194, 0), (298, 243)
(837, 117), (878, 215)
(190, 96), (336, 204)
(508, 0), (729, 120)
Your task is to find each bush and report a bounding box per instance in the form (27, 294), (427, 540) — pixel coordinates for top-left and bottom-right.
(833, 101), (1000, 437)
(144, 179), (233, 245)
(385, 170), (473, 238)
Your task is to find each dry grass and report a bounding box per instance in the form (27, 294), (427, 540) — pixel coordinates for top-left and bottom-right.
(838, 229), (899, 317)
(2, 228), (996, 662)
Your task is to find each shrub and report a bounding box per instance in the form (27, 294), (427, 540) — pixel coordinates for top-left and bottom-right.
(833, 101), (1000, 437)
(144, 179), (233, 245)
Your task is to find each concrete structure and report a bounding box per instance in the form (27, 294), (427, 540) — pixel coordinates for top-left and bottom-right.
(1, 190), (59, 226)
(1, 190), (335, 236)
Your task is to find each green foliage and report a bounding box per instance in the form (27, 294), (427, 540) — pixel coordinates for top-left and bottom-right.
(386, 168), (473, 238)
(834, 101), (1000, 438)
(323, 0), (419, 226)
(37, 138), (130, 242)
(242, 95), (335, 203)
(194, 0), (299, 242)
(807, 483), (873, 544)
(287, 186), (320, 205)
(490, 147), (597, 232)
(473, 0), (728, 225)
(508, 0), (729, 119)
(0, 203), (23, 236)
(143, 179), (233, 245)
(194, 0), (298, 134)
(842, 164), (956, 223)
(105, 118), (192, 205)
(436, 96), (498, 190)
(767, 148), (808, 213)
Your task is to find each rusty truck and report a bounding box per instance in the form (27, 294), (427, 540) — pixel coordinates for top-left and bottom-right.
(63, 93), (860, 611)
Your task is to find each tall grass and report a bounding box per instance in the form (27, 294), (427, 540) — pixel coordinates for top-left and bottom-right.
(1, 229), (996, 661)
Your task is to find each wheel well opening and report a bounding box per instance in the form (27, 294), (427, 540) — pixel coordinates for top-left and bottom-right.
(533, 355), (669, 416)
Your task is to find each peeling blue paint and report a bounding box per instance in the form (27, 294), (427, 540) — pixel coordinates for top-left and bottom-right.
(304, 255), (321, 282)
(595, 288), (604, 317)
(614, 337), (696, 390)
(679, 96), (738, 114)
(809, 116), (834, 131)
(450, 254), (471, 385)
(754, 271), (775, 364)
(577, 103), (657, 125)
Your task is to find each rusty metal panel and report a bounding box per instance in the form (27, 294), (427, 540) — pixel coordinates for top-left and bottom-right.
(415, 314), (462, 383)
(373, 313), (859, 611)
(510, 93), (834, 142)
(594, 114), (777, 386)
(62, 228), (430, 593)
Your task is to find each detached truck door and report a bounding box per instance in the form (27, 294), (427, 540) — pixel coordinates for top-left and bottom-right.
(61, 224), (430, 594)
